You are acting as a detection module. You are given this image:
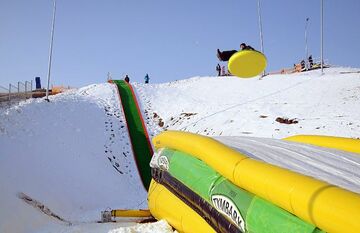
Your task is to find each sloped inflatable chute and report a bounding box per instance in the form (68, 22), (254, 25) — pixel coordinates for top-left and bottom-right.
(228, 50), (267, 78)
(110, 80), (153, 189)
(152, 130), (360, 233)
(149, 148), (323, 233)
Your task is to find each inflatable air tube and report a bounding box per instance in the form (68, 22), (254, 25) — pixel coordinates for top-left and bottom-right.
(284, 135), (360, 155)
(153, 131), (360, 233)
(111, 209), (151, 217)
(151, 168), (240, 233)
(148, 179), (216, 233)
(154, 148), (323, 233)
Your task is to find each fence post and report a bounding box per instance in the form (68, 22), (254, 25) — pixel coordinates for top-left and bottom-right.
(30, 80), (32, 98)
(25, 81), (28, 98)
(8, 84), (11, 101)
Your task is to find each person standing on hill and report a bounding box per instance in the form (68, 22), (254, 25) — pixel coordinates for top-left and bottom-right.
(308, 55), (314, 69)
(144, 73), (150, 84)
(124, 75), (130, 83)
(300, 60), (306, 70)
(216, 64), (221, 76)
(222, 66), (226, 76)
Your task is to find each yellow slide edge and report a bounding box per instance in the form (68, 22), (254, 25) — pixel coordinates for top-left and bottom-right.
(284, 134), (360, 155)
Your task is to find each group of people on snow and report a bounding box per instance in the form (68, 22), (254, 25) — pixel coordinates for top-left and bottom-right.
(124, 73), (150, 84)
(296, 55), (314, 72)
(216, 64), (232, 76)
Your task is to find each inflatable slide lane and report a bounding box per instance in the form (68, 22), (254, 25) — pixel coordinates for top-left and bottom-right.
(149, 131), (360, 233)
(110, 80), (153, 189)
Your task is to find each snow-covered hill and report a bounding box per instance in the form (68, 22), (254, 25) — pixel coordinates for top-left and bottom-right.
(1, 67), (359, 232)
(135, 67), (360, 139)
(0, 84), (149, 232)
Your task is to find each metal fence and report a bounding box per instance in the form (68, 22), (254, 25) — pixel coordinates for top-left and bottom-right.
(0, 81), (33, 107)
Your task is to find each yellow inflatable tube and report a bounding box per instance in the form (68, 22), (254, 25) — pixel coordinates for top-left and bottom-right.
(111, 209), (151, 217)
(153, 131), (360, 233)
(284, 135), (360, 154)
(148, 179), (216, 233)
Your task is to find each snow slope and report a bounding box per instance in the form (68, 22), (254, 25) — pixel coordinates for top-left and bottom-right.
(0, 84), (148, 232)
(1, 67), (359, 232)
(135, 67), (360, 139)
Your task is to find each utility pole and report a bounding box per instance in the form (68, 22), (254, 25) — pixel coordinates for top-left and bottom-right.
(257, 0), (264, 54)
(305, 17), (309, 70)
(45, 0), (56, 101)
(320, 0), (324, 74)
(257, 0), (265, 76)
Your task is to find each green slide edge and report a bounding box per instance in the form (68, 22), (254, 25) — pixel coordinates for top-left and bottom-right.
(159, 148), (325, 233)
(113, 80), (152, 189)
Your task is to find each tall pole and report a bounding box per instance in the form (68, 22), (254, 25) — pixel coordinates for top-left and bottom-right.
(257, 0), (265, 76)
(320, 0), (324, 74)
(257, 0), (264, 54)
(46, 0), (56, 101)
(305, 17), (309, 70)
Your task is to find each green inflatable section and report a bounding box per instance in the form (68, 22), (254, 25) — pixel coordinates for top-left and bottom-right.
(158, 149), (325, 233)
(113, 80), (152, 189)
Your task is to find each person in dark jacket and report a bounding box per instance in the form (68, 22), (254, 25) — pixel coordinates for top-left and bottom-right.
(300, 60), (306, 70)
(217, 49), (237, 62)
(144, 73), (150, 84)
(217, 42), (255, 62)
(308, 55), (314, 69)
(216, 64), (221, 76)
(240, 43), (255, 51)
(124, 75), (130, 83)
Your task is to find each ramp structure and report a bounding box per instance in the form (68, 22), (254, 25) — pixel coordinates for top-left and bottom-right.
(111, 80), (153, 189)
(150, 131), (360, 233)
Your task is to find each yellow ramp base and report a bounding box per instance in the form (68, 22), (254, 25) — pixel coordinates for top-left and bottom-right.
(148, 179), (216, 233)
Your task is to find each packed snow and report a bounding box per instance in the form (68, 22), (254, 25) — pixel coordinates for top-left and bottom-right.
(1, 67), (360, 232)
(135, 67), (360, 138)
(0, 84), (148, 232)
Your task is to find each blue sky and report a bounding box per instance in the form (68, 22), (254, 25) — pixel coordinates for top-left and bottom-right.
(1, 0), (359, 87)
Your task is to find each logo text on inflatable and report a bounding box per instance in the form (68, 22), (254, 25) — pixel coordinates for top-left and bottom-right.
(211, 194), (245, 232)
(158, 155), (169, 170)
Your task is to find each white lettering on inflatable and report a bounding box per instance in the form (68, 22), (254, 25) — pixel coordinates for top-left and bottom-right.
(211, 194), (245, 232)
(158, 155), (169, 170)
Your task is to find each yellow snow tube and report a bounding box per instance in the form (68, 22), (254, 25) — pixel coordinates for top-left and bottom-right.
(228, 50), (267, 78)
(148, 179), (216, 233)
(153, 131), (360, 233)
(284, 135), (360, 155)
